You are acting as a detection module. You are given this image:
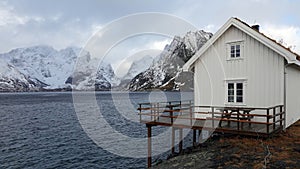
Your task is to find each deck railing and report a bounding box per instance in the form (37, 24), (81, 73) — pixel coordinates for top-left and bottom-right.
(138, 100), (285, 135)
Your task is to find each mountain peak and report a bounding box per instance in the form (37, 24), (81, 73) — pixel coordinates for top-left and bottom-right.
(123, 55), (154, 80)
(128, 30), (212, 91)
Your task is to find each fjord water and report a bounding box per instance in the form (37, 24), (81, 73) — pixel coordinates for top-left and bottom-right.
(0, 91), (193, 168)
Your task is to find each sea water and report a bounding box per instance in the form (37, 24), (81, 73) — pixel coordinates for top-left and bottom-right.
(0, 91), (193, 169)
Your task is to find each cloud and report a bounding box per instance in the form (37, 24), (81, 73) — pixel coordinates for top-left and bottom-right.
(146, 39), (171, 50)
(113, 49), (162, 77)
(107, 37), (170, 77)
(202, 24), (218, 33)
(261, 24), (300, 54)
(0, 0), (299, 59)
(0, 2), (29, 26)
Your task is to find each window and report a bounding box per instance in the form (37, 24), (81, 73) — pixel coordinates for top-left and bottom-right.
(230, 44), (241, 58)
(227, 41), (243, 60)
(227, 82), (244, 103)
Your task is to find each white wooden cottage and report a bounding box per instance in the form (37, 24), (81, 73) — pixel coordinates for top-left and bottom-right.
(183, 17), (300, 128)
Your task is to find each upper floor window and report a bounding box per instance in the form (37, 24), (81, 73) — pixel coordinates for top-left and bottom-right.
(227, 41), (243, 60)
(230, 44), (240, 58)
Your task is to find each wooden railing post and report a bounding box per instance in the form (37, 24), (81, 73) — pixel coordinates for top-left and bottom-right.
(139, 104), (142, 122)
(150, 103), (153, 121)
(156, 103), (160, 122)
(180, 101), (182, 116)
(169, 102), (173, 124)
(273, 107), (276, 130)
(190, 101), (193, 126)
(280, 105), (283, 127)
(267, 109), (270, 134)
(237, 108), (240, 131)
(212, 107), (215, 128)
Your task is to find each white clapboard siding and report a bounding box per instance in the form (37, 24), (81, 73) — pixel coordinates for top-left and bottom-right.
(188, 18), (300, 128)
(286, 65), (300, 127)
(194, 26), (284, 109)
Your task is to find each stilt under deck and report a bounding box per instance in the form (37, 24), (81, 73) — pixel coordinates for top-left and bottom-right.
(138, 100), (285, 168)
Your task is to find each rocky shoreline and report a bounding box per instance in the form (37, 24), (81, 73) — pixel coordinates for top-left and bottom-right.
(152, 120), (300, 169)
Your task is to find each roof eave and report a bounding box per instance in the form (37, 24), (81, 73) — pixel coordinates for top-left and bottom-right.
(183, 17), (235, 71)
(183, 17), (300, 71)
(232, 19), (298, 64)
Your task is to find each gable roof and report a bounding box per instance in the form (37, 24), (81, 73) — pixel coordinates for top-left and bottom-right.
(183, 17), (300, 71)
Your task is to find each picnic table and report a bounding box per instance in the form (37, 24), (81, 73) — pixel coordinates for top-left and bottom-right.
(217, 107), (255, 129)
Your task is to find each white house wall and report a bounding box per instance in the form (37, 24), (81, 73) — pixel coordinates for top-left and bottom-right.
(286, 65), (300, 127)
(194, 25), (285, 110)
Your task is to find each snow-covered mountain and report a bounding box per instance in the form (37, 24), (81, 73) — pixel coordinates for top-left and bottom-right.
(65, 54), (120, 91)
(0, 46), (77, 89)
(123, 55), (154, 80)
(114, 55), (154, 90)
(0, 30), (212, 92)
(0, 58), (42, 92)
(0, 45), (119, 91)
(128, 30), (212, 91)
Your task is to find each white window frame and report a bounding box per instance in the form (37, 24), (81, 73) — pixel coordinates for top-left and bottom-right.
(226, 40), (244, 60)
(225, 79), (247, 105)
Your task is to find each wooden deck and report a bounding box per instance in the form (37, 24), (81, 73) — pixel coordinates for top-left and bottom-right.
(138, 100), (285, 168)
(138, 100), (285, 137)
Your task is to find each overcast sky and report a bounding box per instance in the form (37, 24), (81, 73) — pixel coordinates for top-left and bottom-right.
(1, 0), (299, 76)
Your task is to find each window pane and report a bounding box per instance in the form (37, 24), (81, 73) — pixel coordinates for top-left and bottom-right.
(228, 83), (234, 89)
(236, 83), (243, 103)
(236, 45), (240, 57)
(237, 83), (243, 89)
(228, 89), (234, 95)
(237, 89), (243, 95)
(231, 45), (235, 51)
(237, 96), (243, 103)
(230, 46), (235, 58)
(228, 96), (234, 102)
(228, 83), (235, 102)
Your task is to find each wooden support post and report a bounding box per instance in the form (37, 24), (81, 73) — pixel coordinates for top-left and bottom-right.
(193, 129), (196, 146)
(273, 107), (276, 130)
(147, 124), (152, 168)
(267, 109), (270, 134)
(198, 130), (202, 143)
(179, 128), (183, 153)
(171, 127), (175, 154)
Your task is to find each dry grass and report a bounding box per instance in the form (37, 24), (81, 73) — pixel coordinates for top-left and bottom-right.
(213, 120), (300, 168)
(153, 120), (300, 169)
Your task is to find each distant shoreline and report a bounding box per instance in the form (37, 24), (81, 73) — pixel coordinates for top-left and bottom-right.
(0, 90), (192, 94)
